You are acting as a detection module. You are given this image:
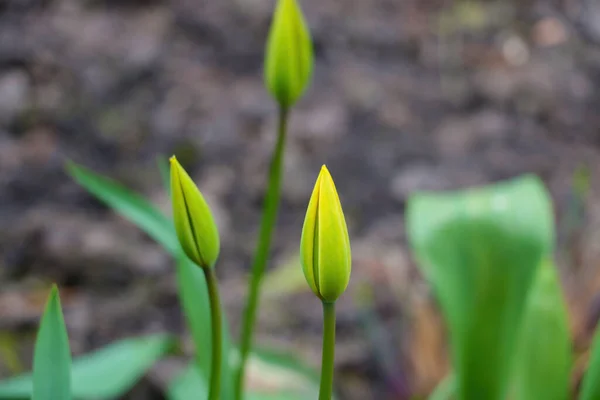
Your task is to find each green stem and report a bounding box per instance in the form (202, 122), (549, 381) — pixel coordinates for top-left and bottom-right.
(204, 268), (223, 400)
(234, 107), (289, 400)
(319, 301), (336, 400)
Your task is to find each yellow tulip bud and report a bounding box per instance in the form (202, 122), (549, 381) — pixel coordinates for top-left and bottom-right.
(300, 165), (351, 302)
(170, 156), (220, 269)
(264, 0), (314, 109)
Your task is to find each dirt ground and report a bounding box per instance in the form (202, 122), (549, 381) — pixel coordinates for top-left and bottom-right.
(2, 0), (600, 398)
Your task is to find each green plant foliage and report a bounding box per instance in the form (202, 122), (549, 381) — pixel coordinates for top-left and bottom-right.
(176, 256), (234, 399)
(407, 175), (554, 400)
(32, 285), (71, 400)
(510, 259), (571, 400)
(66, 161), (234, 397)
(167, 364), (208, 400)
(0, 334), (174, 399)
(66, 162), (179, 254)
(264, 0), (314, 109)
(429, 374), (456, 400)
(167, 349), (321, 400)
(579, 322), (600, 400)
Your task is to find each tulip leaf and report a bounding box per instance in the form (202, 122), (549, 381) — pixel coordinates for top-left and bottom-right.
(579, 322), (600, 400)
(429, 374), (456, 400)
(0, 334), (174, 399)
(32, 285), (72, 400)
(167, 364), (208, 400)
(66, 161), (235, 398)
(510, 258), (571, 400)
(167, 348), (321, 400)
(66, 161), (179, 255)
(406, 175), (554, 400)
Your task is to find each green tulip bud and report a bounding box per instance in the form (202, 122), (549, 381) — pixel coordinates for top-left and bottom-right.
(170, 156), (220, 269)
(264, 0), (314, 110)
(300, 165), (351, 302)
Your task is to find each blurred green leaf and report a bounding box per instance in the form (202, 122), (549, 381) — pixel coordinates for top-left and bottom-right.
(573, 164), (591, 200)
(168, 348), (320, 400)
(66, 161), (179, 255)
(167, 364), (208, 400)
(32, 285), (72, 400)
(0, 334), (174, 399)
(261, 253), (310, 301)
(406, 175), (554, 400)
(249, 347), (320, 384)
(429, 374), (455, 400)
(0, 332), (24, 374)
(510, 259), (571, 400)
(579, 321), (600, 400)
(244, 348), (321, 400)
(67, 161), (234, 397)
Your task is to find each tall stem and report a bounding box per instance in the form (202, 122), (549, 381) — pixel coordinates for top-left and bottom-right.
(204, 268), (223, 400)
(319, 301), (336, 400)
(234, 107), (289, 400)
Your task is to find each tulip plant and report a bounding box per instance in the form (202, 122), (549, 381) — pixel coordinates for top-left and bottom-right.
(3, 1), (600, 400)
(300, 166), (351, 400)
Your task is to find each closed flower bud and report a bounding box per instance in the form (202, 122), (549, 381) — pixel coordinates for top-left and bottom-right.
(300, 165), (351, 302)
(170, 156), (220, 269)
(264, 0), (314, 109)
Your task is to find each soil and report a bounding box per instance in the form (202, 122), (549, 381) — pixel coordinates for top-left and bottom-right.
(2, 0), (600, 398)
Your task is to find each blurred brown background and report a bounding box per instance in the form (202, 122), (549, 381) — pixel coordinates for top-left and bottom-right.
(2, 0), (600, 398)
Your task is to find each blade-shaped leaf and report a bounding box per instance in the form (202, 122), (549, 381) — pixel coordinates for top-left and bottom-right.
(0, 334), (175, 399)
(579, 322), (600, 400)
(167, 364), (208, 400)
(510, 258), (571, 400)
(32, 285), (72, 400)
(168, 348), (321, 400)
(406, 175), (554, 400)
(66, 161), (179, 255)
(429, 374), (456, 400)
(67, 161), (235, 397)
(244, 348), (321, 400)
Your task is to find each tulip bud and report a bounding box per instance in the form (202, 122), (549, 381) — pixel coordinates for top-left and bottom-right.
(170, 156), (220, 269)
(300, 165), (351, 302)
(264, 0), (314, 110)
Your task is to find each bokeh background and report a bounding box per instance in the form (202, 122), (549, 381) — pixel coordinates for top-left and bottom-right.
(2, 0), (600, 398)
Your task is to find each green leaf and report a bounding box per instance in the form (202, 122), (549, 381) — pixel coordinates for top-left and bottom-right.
(0, 334), (175, 399)
(244, 348), (321, 400)
(32, 285), (72, 400)
(429, 374), (456, 400)
(67, 161), (235, 397)
(66, 161), (179, 255)
(260, 253), (310, 301)
(166, 364), (208, 400)
(406, 175), (554, 400)
(168, 348), (320, 400)
(579, 323), (600, 400)
(510, 258), (571, 400)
